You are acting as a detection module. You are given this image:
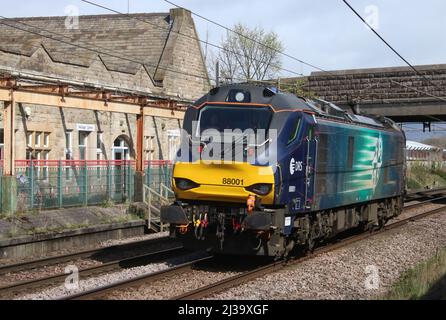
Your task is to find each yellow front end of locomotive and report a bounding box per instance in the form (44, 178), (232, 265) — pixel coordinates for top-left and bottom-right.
(172, 162), (275, 205)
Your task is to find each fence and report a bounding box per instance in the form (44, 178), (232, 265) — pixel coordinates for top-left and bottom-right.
(12, 160), (134, 212)
(0, 160), (173, 214)
(145, 160), (173, 194)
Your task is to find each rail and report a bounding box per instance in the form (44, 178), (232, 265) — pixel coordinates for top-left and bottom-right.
(172, 203), (446, 300)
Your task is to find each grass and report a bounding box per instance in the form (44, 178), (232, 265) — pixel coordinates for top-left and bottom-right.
(406, 163), (446, 192)
(385, 247), (446, 300)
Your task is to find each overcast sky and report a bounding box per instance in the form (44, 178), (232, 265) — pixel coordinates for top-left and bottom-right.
(3, 0), (446, 77)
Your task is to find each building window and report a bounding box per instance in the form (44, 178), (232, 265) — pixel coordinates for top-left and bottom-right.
(97, 153), (102, 179)
(97, 132), (103, 150)
(167, 130), (181, 162)
(145, 136), (155, 161)
(27, 131), (51, 162)
(65, 131), (73, 160)
(0, 129), (3, 160)
(112, 137), (129, 161)
(43, 133), (50, 148)
(96, 132), (103, 165)
(35, 151), (41, 178)
(79, 132), (89, 160)
(42, 151), (49, 181)
(27, 132), (33, 147)
(35, 132), (42, 148)
(65, 131), (73, 180)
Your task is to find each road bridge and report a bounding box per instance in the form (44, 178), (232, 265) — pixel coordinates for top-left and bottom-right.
(286, 64), (446, 123)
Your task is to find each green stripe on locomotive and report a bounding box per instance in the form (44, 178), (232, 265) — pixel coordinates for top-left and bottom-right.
(312, 119), (405, 211)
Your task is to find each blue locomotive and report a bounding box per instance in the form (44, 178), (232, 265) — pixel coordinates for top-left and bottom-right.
(161, 84), (406, 257)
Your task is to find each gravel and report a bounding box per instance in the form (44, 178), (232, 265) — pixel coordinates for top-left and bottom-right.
(98, 232), (169, 247)
(16, 251), (202, 300)
(209, 211), (446, 300)
(13, 210), (446, 300)
(0, 259), (100, 287)
(104, 269), (240, 300)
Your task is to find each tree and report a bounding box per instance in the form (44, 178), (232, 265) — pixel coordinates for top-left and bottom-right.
(210, 23), (284, 83)
(279, 78), (317, 99)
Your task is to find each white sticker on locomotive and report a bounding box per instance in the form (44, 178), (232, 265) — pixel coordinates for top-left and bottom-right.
(290, 158), (303, 175)
(285, 217), (292, 227)
(289, 186), (296, 193)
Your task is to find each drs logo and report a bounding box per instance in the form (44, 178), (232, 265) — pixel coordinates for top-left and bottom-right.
(290, 158), (303, 175)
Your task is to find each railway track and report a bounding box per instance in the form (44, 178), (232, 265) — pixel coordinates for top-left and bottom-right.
(404, 195), (446, 210)
(0, 238), (183, 298)
(61, 255), (214, 300)
(0, 236), (174, 275)
(172, 203), (446, 300)
(61, 197), (446, 301)
(405, 187), (446, 202)
(0, 188), (439, 278)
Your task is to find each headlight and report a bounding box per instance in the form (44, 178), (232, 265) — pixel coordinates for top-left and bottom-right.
(175, 178), (200, 191)
(246, 184), (273, 196)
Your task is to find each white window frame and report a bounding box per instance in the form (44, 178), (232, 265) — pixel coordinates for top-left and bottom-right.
(27, 132), (33, 148)
(65, 131), (73, 160)
(79, 131), (88, 161)
(97, 132), (103, 152)
(112, 138), (129, 161)
(167, 130), (181, 162)
(35, 132), (41, 148)
(42, 151), (49, 181)
(43, 132), (50, 148)
(145, 136), (155, 161)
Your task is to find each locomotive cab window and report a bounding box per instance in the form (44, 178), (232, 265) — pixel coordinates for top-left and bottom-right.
(196, 105), (273, 137)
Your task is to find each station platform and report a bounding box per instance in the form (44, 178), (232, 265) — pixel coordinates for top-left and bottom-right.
(0, 206), (146, 261)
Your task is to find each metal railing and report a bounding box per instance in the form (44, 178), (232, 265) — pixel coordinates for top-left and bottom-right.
(143, 183), (174, 232)
(3, 160), (134, 213)
(0, 160), (175, 214)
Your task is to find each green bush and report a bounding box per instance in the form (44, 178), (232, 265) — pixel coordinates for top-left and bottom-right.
(406, 163), (446, 191)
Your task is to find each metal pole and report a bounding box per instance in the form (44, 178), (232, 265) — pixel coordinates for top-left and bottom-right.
(58, 160), (63, 208)
(84, 161), (88, 206)
(3, 98), (15, 176)
(216, 60), (220, 87)
(30, 160), (34, 209)
(107, 160), (112, 201)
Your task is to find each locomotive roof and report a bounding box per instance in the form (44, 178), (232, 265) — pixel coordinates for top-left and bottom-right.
(194, 84), (402, 132)
(193, 84), (313, 111)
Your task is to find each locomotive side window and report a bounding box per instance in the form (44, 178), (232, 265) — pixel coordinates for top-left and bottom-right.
(384, 164), (390, 184)
(287, 118), (301, 145)
(347, 136), (355, 169)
